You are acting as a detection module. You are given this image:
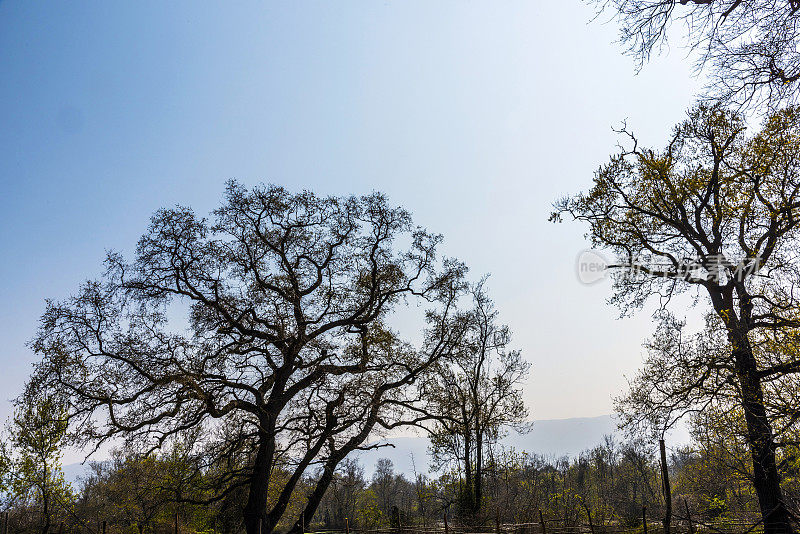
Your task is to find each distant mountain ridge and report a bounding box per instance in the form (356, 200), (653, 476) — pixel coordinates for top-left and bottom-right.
(64, 414), (669, 485)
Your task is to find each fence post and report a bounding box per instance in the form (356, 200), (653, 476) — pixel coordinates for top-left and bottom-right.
(684, 499), (694, 534)
(641, 506), (647, 534)
(538, 510), (546, 534)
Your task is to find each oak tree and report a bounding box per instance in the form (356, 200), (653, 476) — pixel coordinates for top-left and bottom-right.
(27, 182), (468, 534)
(553, 105), (800, 533)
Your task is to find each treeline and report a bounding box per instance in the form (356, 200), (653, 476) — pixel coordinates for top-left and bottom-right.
(4, 417), (798, 534)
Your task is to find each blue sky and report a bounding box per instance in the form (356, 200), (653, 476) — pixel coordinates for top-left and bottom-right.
(0, 1), (702, 427)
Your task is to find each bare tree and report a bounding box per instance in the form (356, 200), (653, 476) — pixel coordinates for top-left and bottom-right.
(414, 280), (530, 519)
(27, 182), (469, 534)
(592, 0), (800, 107)
(553, 105), (800, 533)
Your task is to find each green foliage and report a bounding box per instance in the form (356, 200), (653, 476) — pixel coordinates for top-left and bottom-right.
(356, 488), (382, 530)
(0, 439), (11, 498)
(7, 395), (74, 531)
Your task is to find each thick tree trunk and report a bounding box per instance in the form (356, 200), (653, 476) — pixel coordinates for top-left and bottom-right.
(287, 458), (340, 534)
(730, 333), (794, 534)
(244, 435), (275, 534)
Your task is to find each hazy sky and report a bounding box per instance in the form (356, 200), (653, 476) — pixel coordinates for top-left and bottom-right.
(0, 1), (704, 427)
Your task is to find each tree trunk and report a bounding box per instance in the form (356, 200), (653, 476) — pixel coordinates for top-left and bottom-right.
(244, 434), (275, 534)
(659, 439), (671, 534)
(289, 463), (336, 534)
(41, 470), (50, 534)
(475, 427), (483, 515)
(730, 333), (794, 534)
(463, 432), (474, 514)
(288, 449), (350, 534)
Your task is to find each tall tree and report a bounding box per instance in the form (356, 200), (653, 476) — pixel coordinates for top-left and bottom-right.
(371, 458), (403, 525)
(27, 182), (468, 534)
(416, 280), (530, 518)
(553, 105), (800, 533)
(591, 0), (800, 107)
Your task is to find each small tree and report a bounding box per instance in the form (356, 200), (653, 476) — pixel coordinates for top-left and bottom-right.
(79, 447), (174, 533)
(315, 457), (366, 529)
(0, 438), (11, 510)
(371, 458), (397, 524)
(8, 396), (73, 534)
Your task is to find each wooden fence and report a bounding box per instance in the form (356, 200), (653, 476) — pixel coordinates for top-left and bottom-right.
(0, 509), (775, 534)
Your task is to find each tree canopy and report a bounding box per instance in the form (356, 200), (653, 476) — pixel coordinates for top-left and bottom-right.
(26, 182), (469, 534)
(592, 0), (800, 107)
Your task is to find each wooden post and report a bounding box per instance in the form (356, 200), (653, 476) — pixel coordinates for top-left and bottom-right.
(641, 506), (647, 534)
(538, 510), (546, 534)
(684, 499), (694, 534)
(443, 513), (448, 534)
(659, 439), (672, 534)
(583, 505), (595, 534)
